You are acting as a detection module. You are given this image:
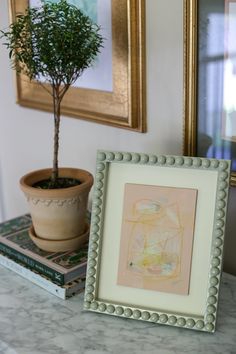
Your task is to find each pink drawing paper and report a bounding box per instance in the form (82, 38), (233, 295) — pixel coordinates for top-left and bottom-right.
(117, 183), (198, 295)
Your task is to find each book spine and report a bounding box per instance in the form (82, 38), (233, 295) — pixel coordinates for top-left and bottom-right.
(0, 253), (67, 299)
(0, 242), (65, 285)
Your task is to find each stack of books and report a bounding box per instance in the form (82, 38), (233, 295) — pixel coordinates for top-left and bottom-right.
(0, 214), (88, 299)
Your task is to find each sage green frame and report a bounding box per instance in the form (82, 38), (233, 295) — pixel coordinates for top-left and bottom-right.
(84, 150), (231, 332)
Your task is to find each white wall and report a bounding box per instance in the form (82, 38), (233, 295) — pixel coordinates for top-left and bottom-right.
(0, 0), (184, 220)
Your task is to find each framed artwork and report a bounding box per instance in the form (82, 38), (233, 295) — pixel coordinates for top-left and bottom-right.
(9, 0), (146, 132)
(184, 0), (236, 184)
(84, 150), (230, 332)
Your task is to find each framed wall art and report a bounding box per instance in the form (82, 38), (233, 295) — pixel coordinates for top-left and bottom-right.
(9, 0), (146, 132)
(184, 0), (236, 184)
(84, 150), (230, 332)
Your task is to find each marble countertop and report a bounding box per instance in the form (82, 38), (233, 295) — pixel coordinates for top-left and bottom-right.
(0, 268), (235, 354)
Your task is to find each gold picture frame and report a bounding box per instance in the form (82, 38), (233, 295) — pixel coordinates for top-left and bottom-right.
(9, 0), (146, 132)
(184, 0), (236, 185)
(183, 0), (198, 158)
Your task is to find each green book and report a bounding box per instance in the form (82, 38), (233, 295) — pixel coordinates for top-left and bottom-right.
(0, 215), (88, 285)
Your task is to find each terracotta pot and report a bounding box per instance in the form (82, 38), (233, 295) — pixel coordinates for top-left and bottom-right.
(20, 168), (93, 251)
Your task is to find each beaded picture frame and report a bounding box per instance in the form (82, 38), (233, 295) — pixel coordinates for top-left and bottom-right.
(84, 150), (231, 332)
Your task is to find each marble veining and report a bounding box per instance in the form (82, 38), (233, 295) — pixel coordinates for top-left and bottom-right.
(0, 268), (235, 354)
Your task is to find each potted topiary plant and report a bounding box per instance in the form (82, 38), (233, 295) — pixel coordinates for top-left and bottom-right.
(1, 0), (103, 252)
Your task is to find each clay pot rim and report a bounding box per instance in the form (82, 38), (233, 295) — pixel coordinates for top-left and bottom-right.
(20, 167), (94, 199)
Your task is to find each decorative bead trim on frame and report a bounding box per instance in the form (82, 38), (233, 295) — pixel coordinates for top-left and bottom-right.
(84, 151), (231, 333)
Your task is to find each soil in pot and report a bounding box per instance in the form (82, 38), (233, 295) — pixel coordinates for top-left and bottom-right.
(33, 177), (81, 189)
